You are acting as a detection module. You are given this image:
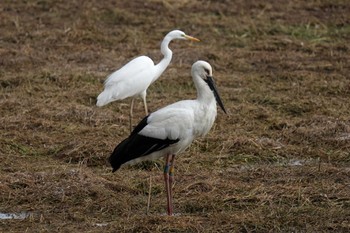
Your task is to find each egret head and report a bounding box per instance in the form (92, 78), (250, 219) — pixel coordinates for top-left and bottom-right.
(167, 30), (200, 42)
(192, 61), (227, 114)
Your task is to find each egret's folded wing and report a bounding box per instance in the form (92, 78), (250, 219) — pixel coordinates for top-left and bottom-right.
(97, 56), (154, 106)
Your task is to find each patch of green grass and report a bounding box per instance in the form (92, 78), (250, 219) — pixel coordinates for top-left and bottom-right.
(99, 8), (136, 26)
(226, 153), (262, 164)
(4, 140), (42, 157)
(251, 95), (280, 107)
(268, 23), (350, 43)
(281, 102), (313, 117)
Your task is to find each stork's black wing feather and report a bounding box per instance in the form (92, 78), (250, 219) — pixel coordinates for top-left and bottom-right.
(109, 115), (179, 172)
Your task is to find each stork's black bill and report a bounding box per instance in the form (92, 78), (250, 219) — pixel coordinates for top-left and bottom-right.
(205, 76), (227, 114)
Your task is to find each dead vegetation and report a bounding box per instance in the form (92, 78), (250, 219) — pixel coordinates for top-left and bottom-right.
(0, 0), (349, 232)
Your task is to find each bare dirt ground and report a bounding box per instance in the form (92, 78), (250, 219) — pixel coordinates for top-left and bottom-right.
(1, 0), (349, 232)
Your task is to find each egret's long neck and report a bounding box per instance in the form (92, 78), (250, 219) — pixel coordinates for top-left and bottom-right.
(153, 36), (173, 82)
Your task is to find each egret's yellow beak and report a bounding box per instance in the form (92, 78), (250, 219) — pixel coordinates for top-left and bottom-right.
(184, 35), (200, 42)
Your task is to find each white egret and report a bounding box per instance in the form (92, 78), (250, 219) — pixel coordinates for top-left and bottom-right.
(96, 30), (200, 131)
(109, 61), (227, 215)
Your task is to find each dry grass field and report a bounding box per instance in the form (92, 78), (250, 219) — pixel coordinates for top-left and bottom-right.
(1, 0), (350, 232)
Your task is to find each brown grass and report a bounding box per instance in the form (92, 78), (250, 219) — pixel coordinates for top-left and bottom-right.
(1, 0), (350, 232)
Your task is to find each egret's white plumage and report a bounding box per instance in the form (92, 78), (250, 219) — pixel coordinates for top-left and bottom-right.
(96, 56), (154, 105)
(109, 60), (226, 215)
(96, 30), (200, 131)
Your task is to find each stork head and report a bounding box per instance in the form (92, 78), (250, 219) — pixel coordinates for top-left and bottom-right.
(191, 61), (227, 114)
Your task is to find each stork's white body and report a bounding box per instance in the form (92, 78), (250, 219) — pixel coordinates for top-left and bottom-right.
(126, 98), (218, 165)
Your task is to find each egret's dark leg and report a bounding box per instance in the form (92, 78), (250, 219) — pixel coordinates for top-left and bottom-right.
(164, 154), (173, 215)
(129, 98), (135, 133)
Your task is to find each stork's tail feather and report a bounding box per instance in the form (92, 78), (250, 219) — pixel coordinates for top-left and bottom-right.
(109, 137), (130, 172)
(109, 135), (180, 173)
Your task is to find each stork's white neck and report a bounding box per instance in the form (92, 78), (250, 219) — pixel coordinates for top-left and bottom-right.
(192, 75), (218, 137)
(192, 74), (215, 105)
